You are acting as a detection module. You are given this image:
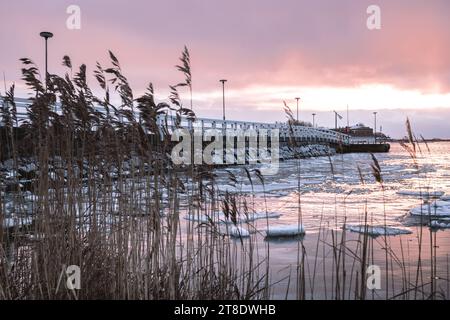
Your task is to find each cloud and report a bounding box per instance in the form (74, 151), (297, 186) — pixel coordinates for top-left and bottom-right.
(1, 0), (449, 137)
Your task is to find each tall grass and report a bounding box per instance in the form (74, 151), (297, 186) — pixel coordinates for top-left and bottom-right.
(0, 49), (267, 299)
(1, 50), (449, 300)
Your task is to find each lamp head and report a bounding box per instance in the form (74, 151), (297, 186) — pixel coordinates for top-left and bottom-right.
(40, 31), (54, 39)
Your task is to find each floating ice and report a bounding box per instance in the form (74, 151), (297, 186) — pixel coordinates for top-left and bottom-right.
(302, 179), (325, 185)
(345, 225), (412, 236)
(246, 212), (281, 222)
(440, 195), (450, 201)
(229, 226), (250, 238)
(218, 182), (298, 194)
(397, 190), (444, 198)
(429, 220), (450, 229)
(265, 224), (305, 237)
(410, 200), (450, 217)
(300, 174), (325, 180)
(184, 213), (222, 223)
(184, 211), (281, 224)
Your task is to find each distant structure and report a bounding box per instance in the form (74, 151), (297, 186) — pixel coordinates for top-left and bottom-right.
(0, 97), (390, 153)
(347, 123), (373, 137)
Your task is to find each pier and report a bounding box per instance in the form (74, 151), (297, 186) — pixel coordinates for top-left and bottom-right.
(1, 97), (389, 155)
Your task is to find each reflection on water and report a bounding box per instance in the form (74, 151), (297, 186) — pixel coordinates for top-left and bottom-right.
(206, 142), (450, 299)
(212, 142), (450, 232)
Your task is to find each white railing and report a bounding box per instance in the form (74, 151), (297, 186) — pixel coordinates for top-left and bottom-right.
(157, 114), (350, 145)
(0, 97), (30, 122)
(1, 97), (350, 145)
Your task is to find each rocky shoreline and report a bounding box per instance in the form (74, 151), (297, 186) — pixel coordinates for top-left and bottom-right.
(279, 144), (336, 160)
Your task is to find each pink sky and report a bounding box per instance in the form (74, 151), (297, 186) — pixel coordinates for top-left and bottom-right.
(1, 0), (449, 138)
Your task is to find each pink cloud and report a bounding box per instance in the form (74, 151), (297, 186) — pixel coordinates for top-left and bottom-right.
(1, 0), (449, 138)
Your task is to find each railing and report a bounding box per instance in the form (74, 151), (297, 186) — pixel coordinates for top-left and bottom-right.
(157, 114), (350, 145)
(0, 97), (29, 122)
(1, 96), (350, 145)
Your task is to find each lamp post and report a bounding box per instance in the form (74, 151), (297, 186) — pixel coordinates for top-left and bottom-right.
(312, 113), (316, 128)
(333, 110), (343, 130)
(39, 31), (53, 90)
(220, 79), (227, 121)
(295, 97), (300, 122)
(373, 111), (378, 143)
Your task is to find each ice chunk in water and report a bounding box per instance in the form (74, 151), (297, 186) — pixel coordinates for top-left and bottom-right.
(345, 225), (412, 236)
(229, 226), (250, 238)
(397, 190), (444, 198)
(184, 213), (225, 223)
(265, 224), (305, 237)
(246, 212), (281, 222)
(410, 200), (450, 217)
(430, 220), (450, 229)
(184, 211), (281, 224)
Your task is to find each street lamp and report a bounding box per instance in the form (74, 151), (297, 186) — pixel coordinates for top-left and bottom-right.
(373, 111), (378, 143)
(312, 113), (316, 128)
(39, 31), (53, 90)
(219, 79), (227, 121)
(333, 110), (343, 130)
(295, 97), (300, 122)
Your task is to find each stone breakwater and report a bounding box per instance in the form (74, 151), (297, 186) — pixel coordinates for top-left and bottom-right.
(0, 144), (335, 198)
(0, 144), (336, 186)
(279, 144), (335, 160)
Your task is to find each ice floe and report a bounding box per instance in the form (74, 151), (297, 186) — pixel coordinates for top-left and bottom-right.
(397, 190), (444, 198)
(345, 225), (412, 236)
(440, 195), (450, 201)
(265, 224), (305, 237)
(184, 211), (281, 224)
(410, 200), (450, 217)
(247, 212), (281, 222)
(218, 182), (298, 194)
(184, 213), (218, 223)
(429, 220), (450, 229)
(229, 226), (250, 238)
